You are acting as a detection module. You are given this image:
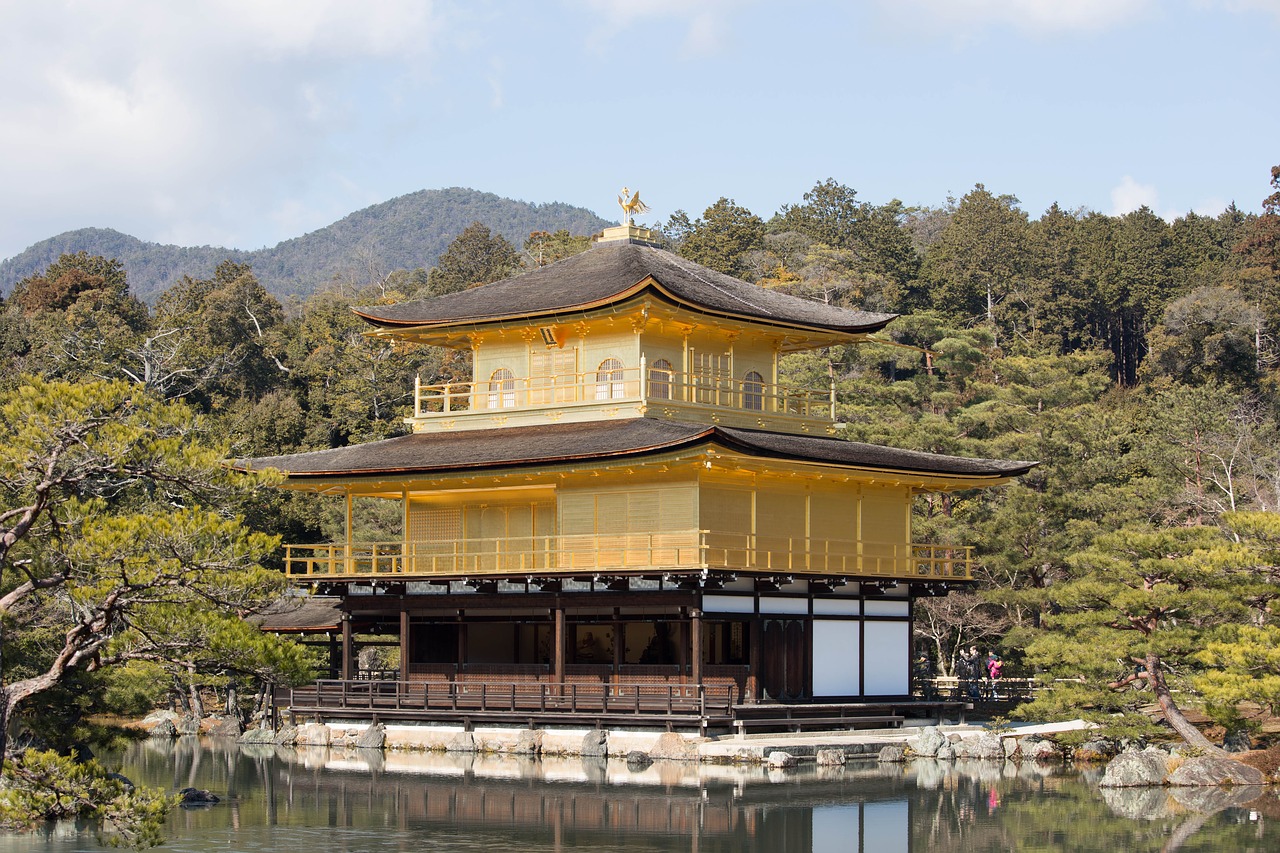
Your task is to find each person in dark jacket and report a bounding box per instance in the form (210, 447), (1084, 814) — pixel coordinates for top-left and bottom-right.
(914, 652), (937, 700)
(958, 645), (981, 699)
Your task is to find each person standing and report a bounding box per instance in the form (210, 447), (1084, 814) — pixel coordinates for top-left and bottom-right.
(959, 646), (981, 699)
(986, 651), (1003, 699)
(914, 652), (937, 701)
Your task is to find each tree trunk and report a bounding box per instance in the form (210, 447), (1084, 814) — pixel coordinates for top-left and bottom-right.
(0, 620), (7, 761)
(0, 687), (10, 761)
(1146, 652), (1228, 756)
(188, 668), (205, 720)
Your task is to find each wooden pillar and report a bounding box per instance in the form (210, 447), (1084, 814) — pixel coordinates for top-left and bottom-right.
(402, 487), (410, 573)
(344, 493), (353, 568)
(747, 618), (761, 704)
(690, 608), (703, 688)
(612, 608), (623, 681)
(553, 607), (565, 685)
(457, 616), (467, 672)
(682, 336), (690, 403)
(340, 615), (354, 681)
(399, 609), (410, 682)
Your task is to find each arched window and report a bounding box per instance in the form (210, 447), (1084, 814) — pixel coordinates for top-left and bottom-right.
(743, 371), (764, 411)
(648, 358), (673, 400)
(487, 368), (516, 409)
(595, 358), (625, 400)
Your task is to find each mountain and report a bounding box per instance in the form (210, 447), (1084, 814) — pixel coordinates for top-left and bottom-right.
(0, 188), (615, 303)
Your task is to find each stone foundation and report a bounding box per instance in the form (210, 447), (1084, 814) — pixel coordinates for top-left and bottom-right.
(290, 722), (704, 758)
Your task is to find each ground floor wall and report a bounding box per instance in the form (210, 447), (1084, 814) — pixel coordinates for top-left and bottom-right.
(334, 578), (915, 703)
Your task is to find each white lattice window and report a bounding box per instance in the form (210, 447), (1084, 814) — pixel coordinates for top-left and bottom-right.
(743, 371), (764, 411)
(487, 368), (516, 408)
(530, 349), (577, 404)
(595, 358), (625, 400)
(648, 358), (673, 400)
(693, 351), (730, 404)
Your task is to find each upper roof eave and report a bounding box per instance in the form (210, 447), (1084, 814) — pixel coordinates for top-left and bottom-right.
(351, 242), (897, 336)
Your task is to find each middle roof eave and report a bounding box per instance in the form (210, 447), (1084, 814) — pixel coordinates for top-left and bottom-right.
(240, 419), (1036, 482)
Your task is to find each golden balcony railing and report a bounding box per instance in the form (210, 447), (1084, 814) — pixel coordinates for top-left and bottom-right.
(411, 365), (834, 422)
(282, 532), (973, 582)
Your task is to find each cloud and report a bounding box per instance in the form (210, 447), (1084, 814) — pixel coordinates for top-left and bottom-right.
(1108, 177), (1213, 220)
(576, 0), (751, 57)
(0, 1), (445, 258)
(1109, 176), (1161, 216)
(487, 58), (506, 110)
(876, 0), (1152, 36)
(1191, 196), (1231, 216)
(1198, 0), (1280, 21)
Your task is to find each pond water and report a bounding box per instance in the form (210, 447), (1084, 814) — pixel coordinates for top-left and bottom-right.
(5, 737), (1278, 852)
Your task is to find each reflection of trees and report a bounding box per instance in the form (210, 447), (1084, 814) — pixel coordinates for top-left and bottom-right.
(904, 758), (1277, 853)
(960, 772), (1273, 853)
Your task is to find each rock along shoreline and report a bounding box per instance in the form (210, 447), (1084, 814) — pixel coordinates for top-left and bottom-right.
(137, 712), (1278, 786)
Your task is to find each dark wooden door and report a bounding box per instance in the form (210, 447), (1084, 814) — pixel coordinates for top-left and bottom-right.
(760, 619), (808, 701)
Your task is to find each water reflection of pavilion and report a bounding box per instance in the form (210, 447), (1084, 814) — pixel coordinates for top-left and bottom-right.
(135, 739), (1279, 853)
(270, 750), (916, 853)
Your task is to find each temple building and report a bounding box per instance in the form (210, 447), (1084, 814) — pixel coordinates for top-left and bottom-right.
(246, 215), (1033, 731)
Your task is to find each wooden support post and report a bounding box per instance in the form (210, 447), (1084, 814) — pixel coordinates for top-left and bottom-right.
(612, 609), (623, 682)
(747, 618), (761, 704)
(344, 494), (353, 571)
(458, 618), (467, 670)
(553, 607), (565, 688)
(402, 486), (410, 573)
(690, 608), (703, 690)
(340, 615), (354, 681)
(399, 609), (410, 682)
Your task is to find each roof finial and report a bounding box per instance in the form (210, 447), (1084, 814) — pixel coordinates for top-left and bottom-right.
(618, 187), (650, 226)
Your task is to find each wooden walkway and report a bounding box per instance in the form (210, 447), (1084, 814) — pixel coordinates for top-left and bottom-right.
(287, 679), (737, 733)
(281, 680), (970, 736)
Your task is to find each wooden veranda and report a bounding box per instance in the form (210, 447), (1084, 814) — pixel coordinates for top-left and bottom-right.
(276, 678), (970, 737)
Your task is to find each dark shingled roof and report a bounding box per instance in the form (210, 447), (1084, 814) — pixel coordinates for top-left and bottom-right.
(353, 241), (896, 334)
(252, 596), (343, 633)
(241, 419), (1035, 480)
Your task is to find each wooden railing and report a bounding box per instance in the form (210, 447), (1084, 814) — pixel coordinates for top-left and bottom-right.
(288, 679), (738, 720)
(919, 676), (1041, 702)
(282, 532), (973, 581)
(412, 364), (834, 422)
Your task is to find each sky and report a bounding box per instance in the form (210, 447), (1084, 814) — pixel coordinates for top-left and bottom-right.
(1, 0), (1277, 263)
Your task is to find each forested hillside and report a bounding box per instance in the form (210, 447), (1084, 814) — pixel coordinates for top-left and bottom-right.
(0, 188), (613, 303)
(3, 166), (1280, 747)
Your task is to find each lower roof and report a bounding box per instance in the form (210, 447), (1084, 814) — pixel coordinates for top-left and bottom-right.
(241, 419), (1035, 483)
(252, 595), (343, 633)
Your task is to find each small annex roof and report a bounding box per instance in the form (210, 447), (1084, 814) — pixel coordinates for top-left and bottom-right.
(251, 595), (343, 633)
(352, 240), (896, 335)
(240, 419), (1035, 482)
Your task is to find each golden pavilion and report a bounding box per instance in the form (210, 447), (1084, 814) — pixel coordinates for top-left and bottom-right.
(247, 218), (1032, 731)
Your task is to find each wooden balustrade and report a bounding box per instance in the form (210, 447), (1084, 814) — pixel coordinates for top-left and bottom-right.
(283, 534), (973, 581)
(411, 366), (834, 422)
(289, 678), (738, 720)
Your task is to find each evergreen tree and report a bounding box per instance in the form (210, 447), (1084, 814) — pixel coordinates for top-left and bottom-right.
(776, 179), (919, 288)
(151, 261), (287, 403)
(425, 222), (521, 296)
(0, 377), (308, 759)
(919, 185), (1029, 342)
(2, 253), (149, 385)
(674, 198), (765, 278)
